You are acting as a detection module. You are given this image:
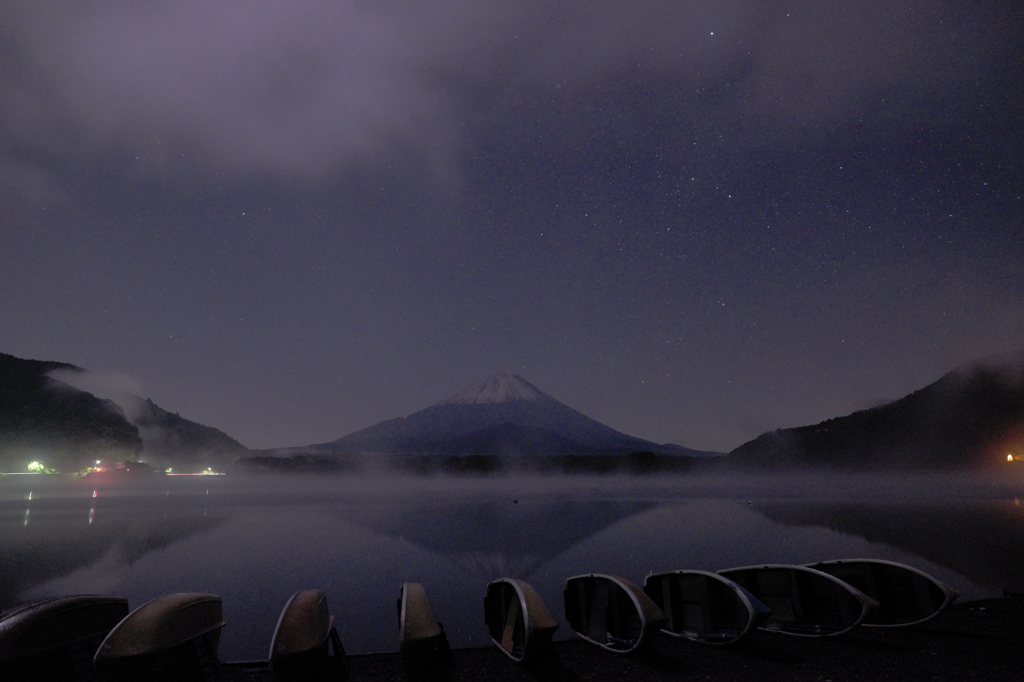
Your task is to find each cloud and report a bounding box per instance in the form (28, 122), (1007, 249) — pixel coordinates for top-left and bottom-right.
(0, 160), (68, 206)
(48, 368), (147, 421)
(19, 1), (456, 175)
(0, 1), (1001, 181)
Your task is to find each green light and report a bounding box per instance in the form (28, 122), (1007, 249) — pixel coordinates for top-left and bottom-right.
(27, 461), (44, 473)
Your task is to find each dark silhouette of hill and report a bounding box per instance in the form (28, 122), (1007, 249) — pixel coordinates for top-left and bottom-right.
(0, 353), (142, 471)
(728, 350), (1024, 469)
(120, 394), (251, 472)
(0, 352), (250, 472)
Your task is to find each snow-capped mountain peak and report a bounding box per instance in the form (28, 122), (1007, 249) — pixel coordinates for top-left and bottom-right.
(327, 371), (710, 456)
(432, 373), (548, 406)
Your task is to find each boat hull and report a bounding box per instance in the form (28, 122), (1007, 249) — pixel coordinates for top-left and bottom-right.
(643, 570), (771, 645)
(0, 594), (129, 682)
(563, 574), (665, 654)
(93, 592), (225, 682)
(719, 565), (877, 638)
(484, 578), (558, 662)
(270, 589), (347, 681)
(806, 559), (959, 627)
(398, 582), (451, 670)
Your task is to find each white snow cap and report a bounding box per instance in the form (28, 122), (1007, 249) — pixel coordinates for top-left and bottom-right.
(433, 374), (548, 405)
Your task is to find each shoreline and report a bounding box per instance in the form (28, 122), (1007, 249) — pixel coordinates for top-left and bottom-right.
(222, 595), (1023, 681)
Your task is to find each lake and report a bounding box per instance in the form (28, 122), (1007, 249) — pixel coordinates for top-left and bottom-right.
(2, 471), (1023, 660)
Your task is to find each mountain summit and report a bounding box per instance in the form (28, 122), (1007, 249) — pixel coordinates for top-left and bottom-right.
(432, 374), (547, 406)
(313, 374), (712, 458)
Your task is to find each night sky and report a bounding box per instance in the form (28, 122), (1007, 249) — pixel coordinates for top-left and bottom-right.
(2, 2), (1022, 453)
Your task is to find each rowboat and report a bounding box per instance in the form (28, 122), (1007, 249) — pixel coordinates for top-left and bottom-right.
(718, 565), (877, 637)
(483, 578), (558, 662)
(563, 574), (666, 654)
(93, 592), (225, 681)
(0, 595), (129, 681)
(269, 589), (348, 681)
(805, 559), (959, 627)
(642, 570), (771, 645)
(397, 583), (451, 670)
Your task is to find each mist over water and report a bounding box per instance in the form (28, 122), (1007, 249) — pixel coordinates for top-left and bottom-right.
(2, 471), (1022, 659)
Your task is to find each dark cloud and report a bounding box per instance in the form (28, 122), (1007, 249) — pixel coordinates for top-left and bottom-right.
(1, 1), (1001, 182)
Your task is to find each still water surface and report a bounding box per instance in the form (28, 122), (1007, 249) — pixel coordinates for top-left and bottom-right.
(2, 472), (1022, 660)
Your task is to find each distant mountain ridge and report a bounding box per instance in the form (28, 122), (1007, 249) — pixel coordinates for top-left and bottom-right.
(728, 350), (1024, 469)
(12, 348), (1020, 473)
(308, 373), (716, 458)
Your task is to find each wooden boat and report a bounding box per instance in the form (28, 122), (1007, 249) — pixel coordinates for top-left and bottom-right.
(718, 565), (878, 638)
(483, 578), (558, 662)
(0, 594), (129, 682)
(563, 574), (666, 654)
(642, 570), (771, 645)
(93, 592), (225, 682)
(805, 559), (959, 627)
(269, 589), (348, 681)
(397, 583), (451, 670)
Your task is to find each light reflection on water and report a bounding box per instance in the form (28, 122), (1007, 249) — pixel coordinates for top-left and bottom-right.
(1, 473), (1021, 660)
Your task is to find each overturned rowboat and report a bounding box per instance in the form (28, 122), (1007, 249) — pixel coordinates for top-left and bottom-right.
(483, 578), (558, 662)
(643, 570), (771, 645)
(564, 574), (666, 654)
(719, 565), (878, 638)
(270, 589), (348, 681)
(397, 582), (452, 671)
(93, 592), (225, 682)
(805, 559), (959, 627)
(0, 594), (129, 682)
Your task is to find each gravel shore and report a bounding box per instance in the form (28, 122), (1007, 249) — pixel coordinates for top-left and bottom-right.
(222, 595), (1022, 682)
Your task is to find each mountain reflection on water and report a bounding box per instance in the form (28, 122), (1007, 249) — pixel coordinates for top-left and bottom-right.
(1, 472), (1020, 660)
(332, 498), (655, 578)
